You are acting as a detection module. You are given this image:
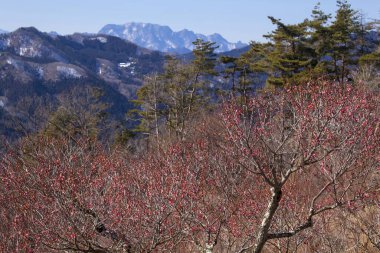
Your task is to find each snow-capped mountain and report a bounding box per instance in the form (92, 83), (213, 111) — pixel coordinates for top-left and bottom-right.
(0, 29), (8, 34)
(99, 22), (248, 54)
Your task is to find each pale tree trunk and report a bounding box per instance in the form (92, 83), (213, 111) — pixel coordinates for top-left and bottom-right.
(205, 243), (214, 253)
(240, 187), (282, 253)
(252, 187), (282, 253)
(152, 75), (160, 143)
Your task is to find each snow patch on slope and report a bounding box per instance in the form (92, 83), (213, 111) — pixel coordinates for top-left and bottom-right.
(90, 36), (108, 43)
(19, 46), (41, 57)
(57, 66), (82, 78)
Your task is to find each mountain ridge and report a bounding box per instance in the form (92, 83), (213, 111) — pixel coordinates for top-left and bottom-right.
(0, 26), (252, 141)
(99, 22), (248, 54)
(0, 27), (166, 139)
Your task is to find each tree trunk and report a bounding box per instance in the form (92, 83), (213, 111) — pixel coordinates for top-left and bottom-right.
(253, 187), (282, 253)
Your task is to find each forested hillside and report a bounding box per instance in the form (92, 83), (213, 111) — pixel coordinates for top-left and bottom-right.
(0, 27), (164, 142)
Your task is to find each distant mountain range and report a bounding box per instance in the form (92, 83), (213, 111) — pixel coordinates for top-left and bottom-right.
(0, 25), (252, 140)
(99, 22), (248, 54)
(0, 29), (8, 34)
(0, 27), (165, 139)
(0, 27), (164, 95)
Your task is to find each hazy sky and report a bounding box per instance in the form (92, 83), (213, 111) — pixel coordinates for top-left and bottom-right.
(0, 0), (379, 43)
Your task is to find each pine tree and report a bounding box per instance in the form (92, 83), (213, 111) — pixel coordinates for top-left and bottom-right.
(329, 0), (360, 83)
(192, 39), (219, 77)
(246, 16), (313, 88)
(308, 2), (333, 77)
(131, 40), (219, 140)
(220, 53), (257, 101)
(243, 1), (366, 87)
(220, 55), (239, 94)
(129, 73), (164, 140)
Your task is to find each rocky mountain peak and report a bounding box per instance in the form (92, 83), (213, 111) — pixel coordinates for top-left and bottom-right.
(99, 22), (248, 54)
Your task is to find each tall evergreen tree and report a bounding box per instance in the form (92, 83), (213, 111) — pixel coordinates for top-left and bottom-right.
(131, 40), (219, 140)
(220, 56), (239, 94)
(192, 39), (219, 77)
(308, 2), (333, 77)
(220, 53), (257, 102)
(243, 1), (366, 87)
(329, 0), (360, 83)
(247, 17), (313, 88)
(129, 73), (164, 140)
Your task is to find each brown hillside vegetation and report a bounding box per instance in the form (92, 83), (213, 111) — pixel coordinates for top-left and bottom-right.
(1, 81), (379, 252)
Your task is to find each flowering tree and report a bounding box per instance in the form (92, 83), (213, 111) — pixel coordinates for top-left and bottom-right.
(1, 80), (379, 252)
(217, 81), (379, 252)
(0, 136), (197, 252)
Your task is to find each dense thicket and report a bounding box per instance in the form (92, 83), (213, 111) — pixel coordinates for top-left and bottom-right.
(1, 81), (380, 252)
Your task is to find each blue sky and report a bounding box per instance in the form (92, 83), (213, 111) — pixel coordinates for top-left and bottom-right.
(0, 0), (379, 43)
